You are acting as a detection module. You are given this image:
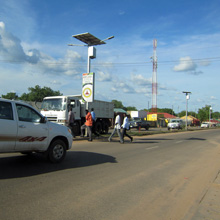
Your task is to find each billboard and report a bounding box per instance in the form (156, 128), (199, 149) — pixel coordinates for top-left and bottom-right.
(82, 72), (95, 102)
(147, 114), (157, 121)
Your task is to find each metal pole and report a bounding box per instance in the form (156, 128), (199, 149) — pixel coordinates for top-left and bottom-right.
(186, 96), (188, 130)
(87, 47), (91, 73)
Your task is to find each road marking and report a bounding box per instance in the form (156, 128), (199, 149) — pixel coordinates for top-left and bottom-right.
(146, 146), (159, 150)
(176, 141), (183, 144)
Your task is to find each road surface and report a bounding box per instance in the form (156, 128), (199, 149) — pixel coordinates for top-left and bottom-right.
(0, 129), (220, 220)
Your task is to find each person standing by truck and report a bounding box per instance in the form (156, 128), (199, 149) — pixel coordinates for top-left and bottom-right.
(68, 107), (75, 137)
(80, 110), (93, 141)
(108, 112), (124, 143)
(91, 108), (99, 137)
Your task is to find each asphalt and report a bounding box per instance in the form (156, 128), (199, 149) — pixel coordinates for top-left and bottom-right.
(74, 128), (220, 219)
(190, 171), (220, 219)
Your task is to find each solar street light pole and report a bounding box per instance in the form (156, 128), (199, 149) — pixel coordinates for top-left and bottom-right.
(182, 91), (191, 130)
(68, 33), (114, 73)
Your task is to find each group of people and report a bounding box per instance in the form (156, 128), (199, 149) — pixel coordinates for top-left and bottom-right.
(68, 108), (133, 143)
(68, 107), (96, 142)
(108, 112), (133, 143)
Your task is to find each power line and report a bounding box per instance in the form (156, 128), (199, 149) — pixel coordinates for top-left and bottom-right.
(0, 56), (220, 66)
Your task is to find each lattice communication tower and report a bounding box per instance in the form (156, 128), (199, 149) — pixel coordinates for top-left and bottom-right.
(152, 39), (157, 113)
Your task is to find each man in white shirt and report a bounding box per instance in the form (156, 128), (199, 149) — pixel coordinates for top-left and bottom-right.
(108, 112), (123, 143)
(122, 113), (133, 142)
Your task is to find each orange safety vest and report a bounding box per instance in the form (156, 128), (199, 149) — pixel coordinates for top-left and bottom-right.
(85, 112), (93, 126)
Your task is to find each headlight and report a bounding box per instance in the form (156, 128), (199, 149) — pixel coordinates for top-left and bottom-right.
(67, 128), (72, 135)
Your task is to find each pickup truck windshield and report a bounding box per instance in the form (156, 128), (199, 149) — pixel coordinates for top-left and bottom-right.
(41, 98), (66, 111)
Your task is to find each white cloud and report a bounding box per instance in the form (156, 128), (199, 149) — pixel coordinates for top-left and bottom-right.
(97, 71), (112, 82)
(131, 73), (152, 86)
(173, 56), (203, 75)
(0, 22), (85, 76)
(111, 82), (134, 93)
(173, 56), (197, 72)
(199, 59), (211, 66)
(210, 96), (217, 100)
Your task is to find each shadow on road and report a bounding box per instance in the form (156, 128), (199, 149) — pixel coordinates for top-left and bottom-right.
(133, 138), (173, 144)
(0, 151), (117, 179)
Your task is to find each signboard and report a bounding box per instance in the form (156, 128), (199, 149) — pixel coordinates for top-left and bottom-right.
(147, 114), (157, 121)
(82, 72), (94, 102)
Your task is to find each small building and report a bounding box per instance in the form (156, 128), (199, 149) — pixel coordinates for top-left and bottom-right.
(127, 110), (148, 119)
(147, 112), (176, 127)
(180, 115), (200, 126)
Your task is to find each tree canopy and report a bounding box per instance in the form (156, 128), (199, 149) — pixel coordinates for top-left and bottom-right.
(2, 85), (62, 102)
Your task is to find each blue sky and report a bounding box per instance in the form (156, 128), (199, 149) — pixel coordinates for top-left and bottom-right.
(0, 0), (220, 113)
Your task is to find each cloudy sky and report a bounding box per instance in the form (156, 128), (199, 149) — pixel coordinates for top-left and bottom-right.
(0, 0), (220, 113)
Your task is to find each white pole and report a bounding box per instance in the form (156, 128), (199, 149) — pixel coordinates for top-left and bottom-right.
(87, 47), (91, 73)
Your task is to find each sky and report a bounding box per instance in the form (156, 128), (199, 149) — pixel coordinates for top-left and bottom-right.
(0, 0), (220, 113)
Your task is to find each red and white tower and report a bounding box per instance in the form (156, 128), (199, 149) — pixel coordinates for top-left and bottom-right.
(152, 39), (157, 113)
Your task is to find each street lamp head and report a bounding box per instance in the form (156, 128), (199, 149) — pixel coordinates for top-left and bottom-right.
(100, 35), (115, 43)
(107, 36), (114, 40)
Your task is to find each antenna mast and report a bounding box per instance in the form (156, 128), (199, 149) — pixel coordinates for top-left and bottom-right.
(152, 39), (157, 113)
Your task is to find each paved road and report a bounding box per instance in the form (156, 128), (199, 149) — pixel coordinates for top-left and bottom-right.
(0, 129), (220, 220)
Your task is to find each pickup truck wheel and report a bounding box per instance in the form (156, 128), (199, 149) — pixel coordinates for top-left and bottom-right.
(48, 140), (66, 163)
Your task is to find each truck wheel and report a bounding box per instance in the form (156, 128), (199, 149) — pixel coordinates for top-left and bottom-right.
(145, 125), (150, 130)
(48, 140), (66, 163)
(73, 121), (80, 136)
(103, 123), (109, 134)
(95, 121), (102, 134)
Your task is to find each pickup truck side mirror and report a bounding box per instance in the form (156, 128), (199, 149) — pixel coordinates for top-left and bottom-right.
(40, 116), (47, 123)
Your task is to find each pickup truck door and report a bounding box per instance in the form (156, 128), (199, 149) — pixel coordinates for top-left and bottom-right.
(0, 101), (17, 152)
(15, 104), (49, 151)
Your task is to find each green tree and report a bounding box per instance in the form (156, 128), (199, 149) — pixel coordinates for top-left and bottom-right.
(157, 108), (176, 116)
(126, 106), (137, 111)
(20, 85), (62, 102)
(2, 92), (19, 100)
(197, 105), (211, 122)
(111, 100), (124, 109)
(212, 111), (220, 119)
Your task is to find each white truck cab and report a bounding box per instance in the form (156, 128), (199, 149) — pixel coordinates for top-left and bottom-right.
(0, 98), (73, 163)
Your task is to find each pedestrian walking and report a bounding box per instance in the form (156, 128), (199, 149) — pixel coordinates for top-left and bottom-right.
(108, 112), (124, 143)
(121, 113), (133, 142)
(81, 110), (93, 141)
(91, 108), (99, 137)
(68, 107), (75, 137)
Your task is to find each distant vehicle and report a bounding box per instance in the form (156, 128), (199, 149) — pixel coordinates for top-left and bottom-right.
(167, 119), (183, 130)
(129, 117), (150, 130)
(201, 122), (209, 128)
(0, 98), (73, 163)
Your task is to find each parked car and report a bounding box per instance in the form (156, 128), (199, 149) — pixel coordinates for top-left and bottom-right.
(129, 118), (150, 130)
(167, 119), (183, 130)
(201, 122), (209, 128)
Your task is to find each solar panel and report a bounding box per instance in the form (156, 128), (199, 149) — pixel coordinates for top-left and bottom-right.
(72, 32), (106, 46)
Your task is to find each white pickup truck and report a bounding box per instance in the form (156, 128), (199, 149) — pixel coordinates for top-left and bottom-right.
(0, 98), (73, 163)
(167, 119), (183, 130)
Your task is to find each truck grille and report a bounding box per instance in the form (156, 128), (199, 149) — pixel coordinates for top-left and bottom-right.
(46, 117), (57, 122)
